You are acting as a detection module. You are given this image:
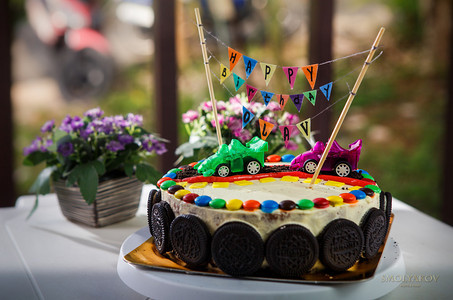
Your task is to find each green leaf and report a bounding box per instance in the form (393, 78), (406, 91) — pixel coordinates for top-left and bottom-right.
(77, 163), (99, 205)
(92, 160), (106, 176)
(23, 151), (50, 166)
(124, 162), (134, 177)
(136, 163), (162, 184)
(29, 166), (54, 195)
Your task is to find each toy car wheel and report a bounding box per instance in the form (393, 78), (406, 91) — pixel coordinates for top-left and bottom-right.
(216, 164), (231, 177)
(303, 159), (318, 174)
(334, 161), (351, 177)
(245, 159), (261, 175)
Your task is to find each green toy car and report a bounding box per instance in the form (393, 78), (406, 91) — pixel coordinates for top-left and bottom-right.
(194, 137), (268, 177)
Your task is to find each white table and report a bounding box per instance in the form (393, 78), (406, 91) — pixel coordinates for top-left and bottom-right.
(1, 186), (453, 299)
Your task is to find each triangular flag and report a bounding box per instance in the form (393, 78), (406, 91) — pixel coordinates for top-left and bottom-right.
(289, 94), (304, 112)
(303, 90), (317, 106)
(259, 119), (274, 141)
(279, 125), (297, 148)
(296, 118), (311, 139)
(246, 84), (258, 102)
(228, 47), (242, 71)
(243, 56), (258, 79)
(282, 67), (299, 89)
(320, 82), (333, 101)
(260, 63), (277, 86)
(260, 91), (274, 106)
(219, 63), (231, 84)
(276, 94), (290, 110)
(301, 64), (318, 89)
(242, 106), (255, 129)
(233, 73), (245, 91)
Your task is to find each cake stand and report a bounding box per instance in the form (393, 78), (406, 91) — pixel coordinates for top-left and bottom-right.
(117, 227), (405, 300)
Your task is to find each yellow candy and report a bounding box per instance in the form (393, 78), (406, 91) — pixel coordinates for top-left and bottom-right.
(349, 186), (362, 191)
(259, 177), (276, 183)
(303, 178), (321, 184)
(234, 180), (253, 186)
(325, 181), (345, 187)
(189, 182), (208, 189)
(174, 189), (191, 199)
(226, 199), (243, 211)
(281, 176), (299, 182)
(327, 195), (344, 207)
(212, 182), (229, 188)
(176, 182), (188, 187)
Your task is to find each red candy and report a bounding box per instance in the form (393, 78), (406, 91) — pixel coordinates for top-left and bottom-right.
(340, 193), (358, 204)
(182, 193), (199, 203)
(243, 200), (261, 211)
(157, 177), (172, 188)
(313, 197), (330, 209)
(266, 154), (281, 163)
(188, 162), (198, 167)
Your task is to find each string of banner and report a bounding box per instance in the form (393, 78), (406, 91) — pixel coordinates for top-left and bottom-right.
(195, 17), (383, 148)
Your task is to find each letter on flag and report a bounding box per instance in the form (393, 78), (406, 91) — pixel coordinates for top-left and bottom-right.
(260, 91), (274, 106)
(242, 106), (255, 129)
(279, 125), (296, 148)
(290, 94), (304, 112)
(243, 56), (258, 79)
(282, 67), (299, 89)
(303, 90), (317, 106)
(320, 82), (333, 101)
(246, 84), (258, 102)
(233, 73), (245, 91)
(301, 64), (318, 89)
(276, 94), (290, 110)
(260, 63), (277, 86)
(296, 118), (311, 139)
(259, 119), (274, 141)
(219, 63), (231, 84)
(228, 47), (243, 71)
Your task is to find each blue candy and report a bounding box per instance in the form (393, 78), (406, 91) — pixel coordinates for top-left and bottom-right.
(281, 154), (296, 163)
(163, 172), (177, 179)
(356, 169), (369, 175)
(195, 195), (212, 207)
(349, 190), (367, 200)
(261, 200), (279, 213)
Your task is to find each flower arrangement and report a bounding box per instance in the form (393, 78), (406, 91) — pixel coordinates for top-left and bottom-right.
(176, 93), (301, 162)
(23, 108), (167, 211)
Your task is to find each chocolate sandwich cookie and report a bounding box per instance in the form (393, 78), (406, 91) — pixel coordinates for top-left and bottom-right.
(384, 192), (393, 234)
(265, 224), (318, 277)
(319, 219), (364, 272)
(147, 189), (158, 236)
(361, 208), (387, 258)
(211, 222), (264, 276)
(170, 215), (211, 267)
(151, 201), (174, 254)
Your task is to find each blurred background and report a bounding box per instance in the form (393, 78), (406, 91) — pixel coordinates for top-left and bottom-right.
(3, 0), (452, 222)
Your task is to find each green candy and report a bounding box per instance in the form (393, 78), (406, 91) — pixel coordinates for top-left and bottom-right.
(297, 199), (314, 210)
(365, 184), (381, 193)
(168, 168), (181, 174)
(160, 180), (176, 190)
(209, 198), (226, 209)
(361, 173), (375, 181)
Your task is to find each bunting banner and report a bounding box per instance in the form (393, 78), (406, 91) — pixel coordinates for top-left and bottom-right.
(259, 119), (274, 141)
(303, 90), (317, 106)
(243, 55), (258, 79)
(279, 125), (297, 148)
(233, 73), (245, 91)
(301, 64), (318, 89)
(282, 67), (298, 89)
(260, 63), (277, 86)
(320, 82), (333, 101)
(296, 118), (311, 139)
(260, 91), (274, 106)
(276, 94), (290, 110)
(290, 93), (304, 112)
(219, 63), (231, 84)
(228, 47), (242, 71)
(242, 106), (255, 129)
(246, 84), (258, 102)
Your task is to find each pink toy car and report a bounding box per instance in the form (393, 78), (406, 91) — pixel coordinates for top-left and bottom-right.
(290, 139), (362, 177)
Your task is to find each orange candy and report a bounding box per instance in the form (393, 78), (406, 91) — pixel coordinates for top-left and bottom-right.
(243, 200), (261, 211)
(340, 193), (358, 204)
(266, 155), (281, 162)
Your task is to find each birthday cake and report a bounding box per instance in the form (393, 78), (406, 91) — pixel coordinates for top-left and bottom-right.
(147, 137), (392, 277)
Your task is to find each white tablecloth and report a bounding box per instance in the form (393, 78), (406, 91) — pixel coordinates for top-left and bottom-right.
(1, 186), (452, 299)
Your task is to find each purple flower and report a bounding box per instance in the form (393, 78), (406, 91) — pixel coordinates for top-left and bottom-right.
(59, 115), (73, 133)
(118, 135), (134, 145)
(71, 116), (84, 131)
(210, 115), (224, 127)
(141, 135), (167, 155)
(127, 113), (143, 127)
(153, 141), (167, 155)
(40, 120), (55, 133)
(99, 117), (114, 134)
(182, 110), (199, 124)
(106, 140), (125, 152)
(84, 107), (104, 119)
(282, 112), (299, 125)
(80, 126), (94, 139)
(23, 136), (53, 155)
(233, 129), (252, 142)
(226, 117), (241, 131)
(57, 142), (74, 157)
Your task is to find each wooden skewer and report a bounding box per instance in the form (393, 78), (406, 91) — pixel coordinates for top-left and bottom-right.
(309, 27), (385, 187)
(194, 8), (223, 146)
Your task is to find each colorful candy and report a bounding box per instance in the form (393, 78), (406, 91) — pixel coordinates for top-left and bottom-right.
(209, 198), (226, 209)
(182, 193), (199, 204)
(279, 200), (296, 211)
(297, 199), (314, 210)
(160, 180), (176, 190)
(243, 200), (261, 211)
(281, 154), (295, 162)
(195, 195), (212, 206)
(261, 200), (279, 213)
(226, 199), (243, 211)
(349, 190), (367, 200)
(313, 198), (330, 209)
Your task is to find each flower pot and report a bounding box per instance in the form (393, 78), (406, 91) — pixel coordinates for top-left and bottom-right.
(54, 176), (143, 227)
